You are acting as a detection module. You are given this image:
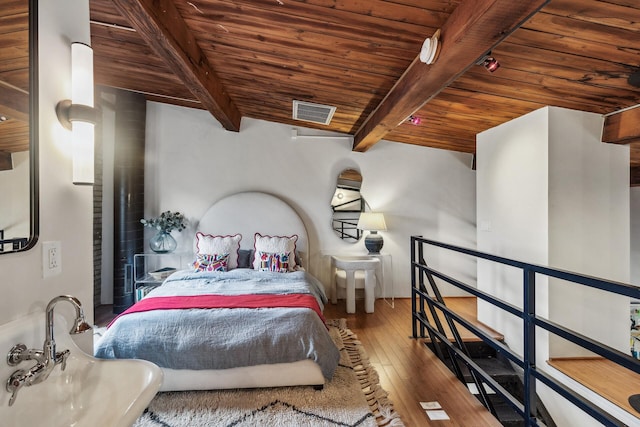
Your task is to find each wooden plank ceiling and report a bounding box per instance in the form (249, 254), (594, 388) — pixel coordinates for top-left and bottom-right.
(2, 1), (640, 182)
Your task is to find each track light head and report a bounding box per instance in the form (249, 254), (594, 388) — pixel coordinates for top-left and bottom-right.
(477, 51), (500, 73)
(408, 115), (421, 125)
(483, 56), (500, 73)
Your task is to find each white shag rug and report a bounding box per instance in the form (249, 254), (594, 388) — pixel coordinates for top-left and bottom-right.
(133, 319), (404, 427)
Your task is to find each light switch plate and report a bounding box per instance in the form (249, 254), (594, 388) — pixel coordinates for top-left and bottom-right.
(42, 241), (62, 278)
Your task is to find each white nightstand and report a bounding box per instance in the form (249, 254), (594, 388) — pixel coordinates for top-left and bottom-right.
(369, 253), (394, 307)
(133, 253), (189, 301)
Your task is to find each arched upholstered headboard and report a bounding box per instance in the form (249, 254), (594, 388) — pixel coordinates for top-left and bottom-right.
(195, 192), (309, 268)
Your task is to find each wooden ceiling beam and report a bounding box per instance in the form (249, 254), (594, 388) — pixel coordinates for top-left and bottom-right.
(110, 0), (241, 131)
(631, 166), (640, 187)
(604, 107), (640, 185)
(602, 107), (640, 145)
(352, 0), (550, 152)
(0, 151), (11, 171)
(0, 82), (28, 122)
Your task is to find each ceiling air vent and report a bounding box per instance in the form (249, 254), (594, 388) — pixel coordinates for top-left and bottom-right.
(292, 100), (336, 125)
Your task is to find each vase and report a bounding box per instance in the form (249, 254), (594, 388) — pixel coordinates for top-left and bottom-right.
(149, 231), (177, 253)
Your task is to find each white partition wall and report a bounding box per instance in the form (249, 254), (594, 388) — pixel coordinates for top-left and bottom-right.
(476, 106), (630, 426)
(476, 107), (551, 358)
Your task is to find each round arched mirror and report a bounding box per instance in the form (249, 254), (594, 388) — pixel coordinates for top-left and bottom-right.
(331, 169), (365, 241)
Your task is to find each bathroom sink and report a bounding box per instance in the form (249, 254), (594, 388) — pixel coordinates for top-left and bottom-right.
(0, 311), (163, 427)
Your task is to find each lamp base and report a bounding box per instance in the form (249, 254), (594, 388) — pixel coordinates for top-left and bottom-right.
(364, 231), (383, 254)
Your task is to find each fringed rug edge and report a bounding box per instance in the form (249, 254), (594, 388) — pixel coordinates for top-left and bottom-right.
(327, 319), (405, 427)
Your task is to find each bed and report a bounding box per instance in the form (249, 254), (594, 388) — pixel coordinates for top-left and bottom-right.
(95, 192), (340, 392)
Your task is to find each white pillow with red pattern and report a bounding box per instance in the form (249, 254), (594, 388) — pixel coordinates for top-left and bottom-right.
(252, 233), (298, 271)
(195, 232), (242, 269)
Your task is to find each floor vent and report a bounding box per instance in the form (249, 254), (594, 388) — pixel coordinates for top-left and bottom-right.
(292, 100), (336, 125)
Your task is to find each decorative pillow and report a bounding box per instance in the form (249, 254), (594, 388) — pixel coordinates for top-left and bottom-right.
(252, 233), (298, 271)
(195, 233), (242, 269)
(257, 251), (290, 273)
(192, 253), (229, 272)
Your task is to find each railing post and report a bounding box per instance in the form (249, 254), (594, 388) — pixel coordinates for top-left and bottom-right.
(411, 237), (417, 338)
(523, 268), (537, 426)
(417, 238), (426, 338)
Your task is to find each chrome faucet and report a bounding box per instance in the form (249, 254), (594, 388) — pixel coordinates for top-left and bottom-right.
(5, 295), (92, 406)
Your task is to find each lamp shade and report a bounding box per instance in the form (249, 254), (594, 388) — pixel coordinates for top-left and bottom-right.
(357, 212), (387, 231)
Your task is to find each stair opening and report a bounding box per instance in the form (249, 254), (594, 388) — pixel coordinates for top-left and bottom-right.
(425, 338), (556, 427)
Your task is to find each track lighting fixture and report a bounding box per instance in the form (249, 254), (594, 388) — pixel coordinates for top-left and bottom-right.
(483, 56), (500, 72)
(408, 115), (421, 125)
(477, 51), (500, 73)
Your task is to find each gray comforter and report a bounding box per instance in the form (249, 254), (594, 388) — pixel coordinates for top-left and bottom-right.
(94, 269), (340, 379)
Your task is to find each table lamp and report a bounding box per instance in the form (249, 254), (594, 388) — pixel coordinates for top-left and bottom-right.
(357, 212), (387, 254)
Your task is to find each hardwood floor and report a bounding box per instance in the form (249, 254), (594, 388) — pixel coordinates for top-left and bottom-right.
(415, 296), (503, 343)
(94, 304), (115, 327)
(324, 298), (502, 426)
(548, 358), (640, 419)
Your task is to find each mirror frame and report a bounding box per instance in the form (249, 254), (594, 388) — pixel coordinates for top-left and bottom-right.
(28, 0), (39, 251)
(10, 0), (39, 253)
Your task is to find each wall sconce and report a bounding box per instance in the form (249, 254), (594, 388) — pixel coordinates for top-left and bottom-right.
(477, 51), (500, 73)
(357, 212), (387, 254)
(55, 42), (99, 185)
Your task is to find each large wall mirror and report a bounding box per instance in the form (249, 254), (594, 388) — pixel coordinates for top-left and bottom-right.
(331, 168), (365, 242)
(0, 0), (38, 254)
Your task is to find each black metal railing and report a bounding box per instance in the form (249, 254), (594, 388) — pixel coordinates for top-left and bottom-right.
(411, 235), (640, 427)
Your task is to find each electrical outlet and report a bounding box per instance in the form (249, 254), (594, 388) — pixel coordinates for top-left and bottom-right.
(48, 247), (58, 269)
(42, 241), (62, 278)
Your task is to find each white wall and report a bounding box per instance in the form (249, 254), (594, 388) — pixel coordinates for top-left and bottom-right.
(547, 107), (629, 357)
(144, 102), (478, 297)
(0, 0), (93, 351)
(476, 107), (550, 357)
(477, 106), (631, 427)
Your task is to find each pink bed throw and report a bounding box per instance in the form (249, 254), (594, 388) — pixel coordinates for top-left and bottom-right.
(110, 293), (326, 328)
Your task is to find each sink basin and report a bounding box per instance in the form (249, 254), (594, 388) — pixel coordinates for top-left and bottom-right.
(0, 312), (163, 427)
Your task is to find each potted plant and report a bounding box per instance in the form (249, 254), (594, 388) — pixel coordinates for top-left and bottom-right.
(140, 211), (187, 253)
